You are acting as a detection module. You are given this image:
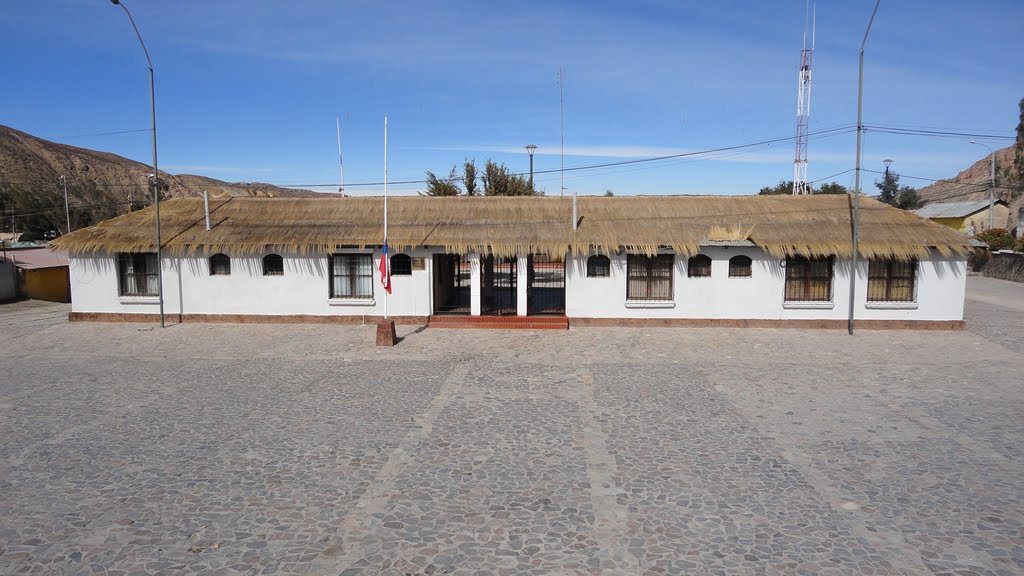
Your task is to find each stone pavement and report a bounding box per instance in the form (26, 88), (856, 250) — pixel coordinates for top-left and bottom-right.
(0, 278), (1021, 575)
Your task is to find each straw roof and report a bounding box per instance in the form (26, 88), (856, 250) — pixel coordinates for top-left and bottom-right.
(51, 195), (971, 260)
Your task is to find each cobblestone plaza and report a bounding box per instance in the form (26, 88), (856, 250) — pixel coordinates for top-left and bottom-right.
(1, 277), (1022, 575)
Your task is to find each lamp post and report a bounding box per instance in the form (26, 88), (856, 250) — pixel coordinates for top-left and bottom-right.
(110, 0), (164, 328)
(525, 144), (537, 190)
(849, 0), (881, 336)
(969, 140), (995, 230)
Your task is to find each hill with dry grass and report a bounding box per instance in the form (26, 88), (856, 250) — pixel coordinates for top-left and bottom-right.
(916, 145), (1021, 229)
(0, 124), (334, 235)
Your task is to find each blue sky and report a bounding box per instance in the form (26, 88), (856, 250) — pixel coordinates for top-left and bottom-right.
(1, 0), (1020, 197)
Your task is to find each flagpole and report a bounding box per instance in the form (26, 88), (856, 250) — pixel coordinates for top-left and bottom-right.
(383, 116), (389, 320)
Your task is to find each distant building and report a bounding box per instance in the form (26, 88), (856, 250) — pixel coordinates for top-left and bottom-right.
(914, 200), (1009, 233)
(0, 246), (71, 303)
(52, 195), (972, 329)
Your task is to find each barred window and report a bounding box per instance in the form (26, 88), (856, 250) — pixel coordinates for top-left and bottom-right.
(390, 253), (412, 276)
(586, 255), (610, 278)
(209, 253), (231, 276)
(262, 254), (284, 276)
(687, 254), (712, 278)
(330, 254), (374, 299)
(627, 254), (674, 300)
(868, 259), (916, 302)
(117, 253), (158, 296)
(729, 255), (752, 278)
(784, 256), (833, 302)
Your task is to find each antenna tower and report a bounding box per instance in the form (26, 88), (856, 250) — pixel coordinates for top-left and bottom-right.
(793, 1), (815, 195)
(336, 116), (346, 196)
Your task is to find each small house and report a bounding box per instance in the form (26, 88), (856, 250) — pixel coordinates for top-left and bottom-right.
(914, 199), (1009, 234)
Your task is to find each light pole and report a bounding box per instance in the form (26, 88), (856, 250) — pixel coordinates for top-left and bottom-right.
(60, 175), (71, 235)
(110, 0), (164, 328)
(969, 140), (995, 230)
(850, 0), (881, 336)
(525, 144), (537, 190)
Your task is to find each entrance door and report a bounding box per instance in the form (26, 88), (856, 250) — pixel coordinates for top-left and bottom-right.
(480, 255), (517, 315)
(527, 254), (565, 315)
(433, 254), (471, 314)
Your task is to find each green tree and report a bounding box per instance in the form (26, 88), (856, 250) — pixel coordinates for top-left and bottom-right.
(423, 166), (461, 196)
(815, 182), (849, 195)
(462, 160), (478, 196)
(758, 180), (794, 195)
(895, 187), (922, 210)
(875, 171), (900, 205)
(604, 189), (614, 197)
(482, 160), (537, 196)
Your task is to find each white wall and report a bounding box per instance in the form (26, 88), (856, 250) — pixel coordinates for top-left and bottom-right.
(0, 260), (16, 301)
(565, 247), (966, 322)
(69, 248), (440, 318)
(69, 246), (966, 322)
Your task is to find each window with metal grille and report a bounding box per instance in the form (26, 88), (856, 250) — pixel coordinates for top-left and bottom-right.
(627, 254), (674, 300)
(687, 254), (712, 278)
(330, 254), (373, 298)
(117, 253), (158, 296)
(390, 253), (412, 276)
(586, 255), (610, 277)
(729, 255), (752, 278)
(209, 253), (231, 276)
(784, 256), (833, 302)
(262, 254), (284, 276)
(867, 258), (916, 302)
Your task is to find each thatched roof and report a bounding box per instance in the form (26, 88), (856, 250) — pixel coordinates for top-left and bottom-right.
(51, 195), (972, 260)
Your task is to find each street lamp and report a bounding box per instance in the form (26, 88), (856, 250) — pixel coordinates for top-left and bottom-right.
(110, 0), (164, 328)
(969, 140), (996, 230)
(525, 144), (537, 190)
(849, 0), (882, 337)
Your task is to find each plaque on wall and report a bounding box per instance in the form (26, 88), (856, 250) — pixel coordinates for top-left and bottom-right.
(411, 257), (427, 270)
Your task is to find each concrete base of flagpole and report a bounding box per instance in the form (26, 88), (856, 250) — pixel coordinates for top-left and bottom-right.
(375, 318), (397, 347)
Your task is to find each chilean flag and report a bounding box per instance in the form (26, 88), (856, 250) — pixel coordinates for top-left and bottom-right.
(379, 242), (392, 294)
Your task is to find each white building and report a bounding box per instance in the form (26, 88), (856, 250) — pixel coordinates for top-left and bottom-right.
(52, 195), (972, 329)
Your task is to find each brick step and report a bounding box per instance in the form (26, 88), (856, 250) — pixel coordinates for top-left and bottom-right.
(429, 315), (569, 330)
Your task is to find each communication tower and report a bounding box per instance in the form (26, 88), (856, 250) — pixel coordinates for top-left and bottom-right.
(793, 1), (815, 195)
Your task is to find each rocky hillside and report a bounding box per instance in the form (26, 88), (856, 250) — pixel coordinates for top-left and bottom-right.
(916, 146), (1016, 204)
(0, 124), (334, 234)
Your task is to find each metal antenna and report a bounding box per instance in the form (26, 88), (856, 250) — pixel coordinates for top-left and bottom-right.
(793, 0), (815, 195)
(559, 67), (565, 198)
(336, 116), (345, 196)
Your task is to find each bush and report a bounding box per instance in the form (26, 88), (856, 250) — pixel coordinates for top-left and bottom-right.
(967, 248), (990, 272)
(974, 228), (1016, 250)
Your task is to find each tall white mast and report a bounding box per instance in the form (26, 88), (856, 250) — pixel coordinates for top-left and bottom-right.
(793, 0), (815, 195)
(336, 116), (345, 196)
(383, 116), (389, 319)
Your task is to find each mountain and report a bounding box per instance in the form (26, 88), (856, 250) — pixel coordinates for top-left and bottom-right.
(916, 146), (1016, 205)
(916, 145), (1021, 230)
(0, 124), (336, 235)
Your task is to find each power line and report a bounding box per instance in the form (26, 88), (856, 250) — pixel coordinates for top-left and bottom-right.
(863, 125), (1015, 141)
(46, 128), (151, 141)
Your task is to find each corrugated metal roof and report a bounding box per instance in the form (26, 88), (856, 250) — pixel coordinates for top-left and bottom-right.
(4, 247), (69, 270)
(914, 200), (1000, 219)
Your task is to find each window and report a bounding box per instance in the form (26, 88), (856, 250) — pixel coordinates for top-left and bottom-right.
(262, 254), (284, 276)
(868, 258), (916, 302)
(209, 253), (231, 276)
(587, 255), (610, 278)
(784, 256), (833, 302)
(330, 254), (373, 299)
(390, 253), (412, 276)
(117, 253), (158, 296)
(687, 254), (712, 278)
(627, 254), (674, 300)
(729, 255), (752, 278)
